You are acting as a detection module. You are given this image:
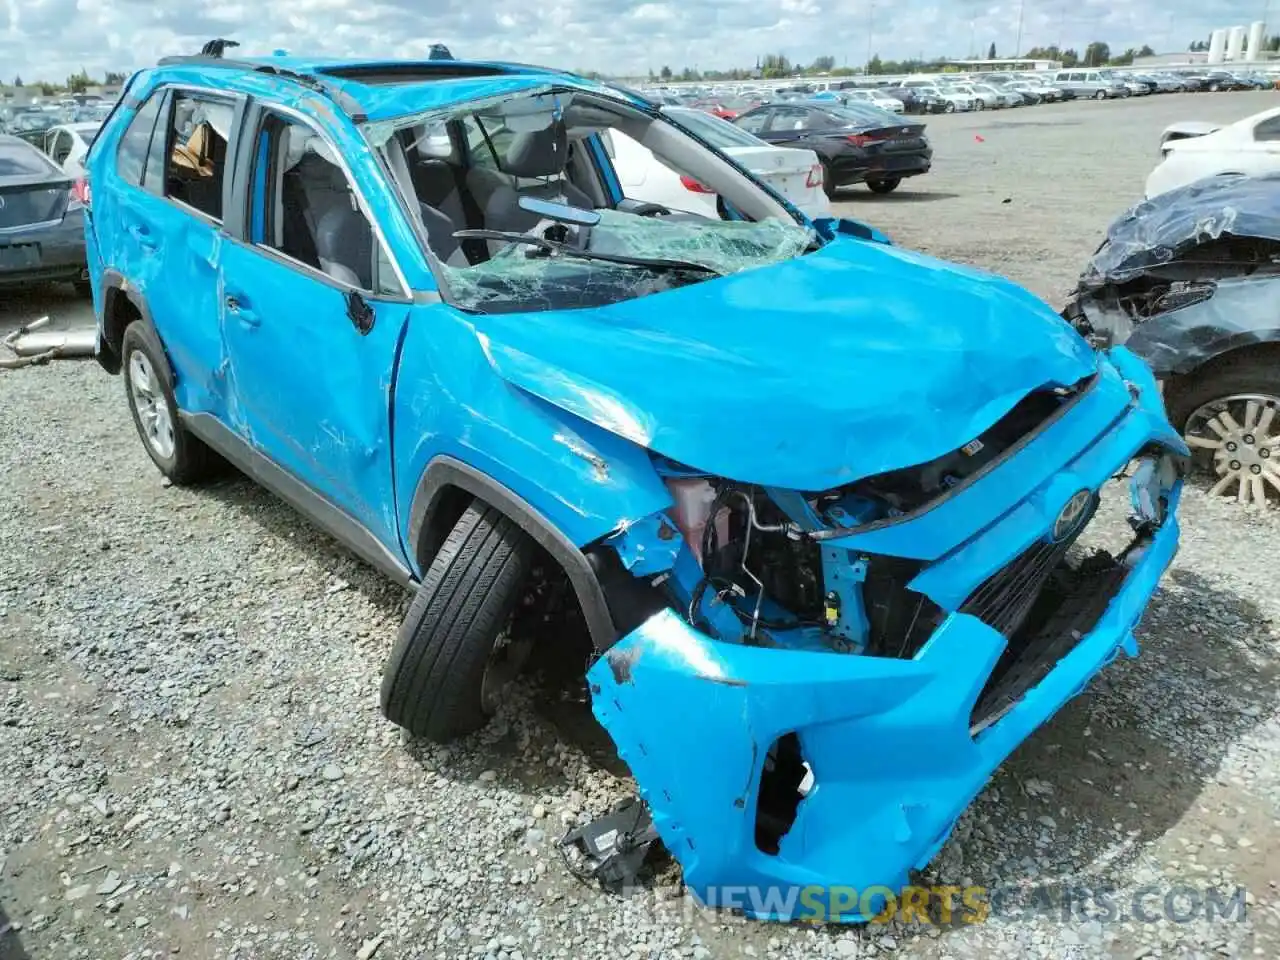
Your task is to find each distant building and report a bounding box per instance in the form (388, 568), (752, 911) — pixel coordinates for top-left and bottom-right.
(1132, 51), (1210, 67)
(0, 85), (37, 106)
(946, 58), (1062, 72)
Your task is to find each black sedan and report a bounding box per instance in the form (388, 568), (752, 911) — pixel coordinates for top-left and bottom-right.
(0, 134), (88, 293)
(733, 101), (931, 196)
(881, 86), (950, 114)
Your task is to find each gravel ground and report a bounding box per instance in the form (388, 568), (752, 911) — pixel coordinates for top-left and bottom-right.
(3, 91), (1279, 960)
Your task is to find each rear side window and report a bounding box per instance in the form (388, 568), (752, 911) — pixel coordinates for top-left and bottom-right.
(115, 91), (165, 187)
(164, 94), (237, 222)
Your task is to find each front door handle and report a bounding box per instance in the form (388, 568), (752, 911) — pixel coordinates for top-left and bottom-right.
(225, 294), (260, 327)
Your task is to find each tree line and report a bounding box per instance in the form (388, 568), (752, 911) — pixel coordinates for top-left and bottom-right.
(7, 69), (128, 95)
(650, 34), (1280, 82)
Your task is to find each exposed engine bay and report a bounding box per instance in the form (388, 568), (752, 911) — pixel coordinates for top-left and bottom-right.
(596, 375), (1180, 737)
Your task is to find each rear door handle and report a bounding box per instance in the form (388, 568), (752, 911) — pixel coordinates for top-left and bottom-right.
(129, 224), (158, 250)
(224, 294), (260, 327)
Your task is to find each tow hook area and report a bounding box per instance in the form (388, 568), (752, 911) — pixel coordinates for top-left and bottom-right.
(559, 797), (661, 891)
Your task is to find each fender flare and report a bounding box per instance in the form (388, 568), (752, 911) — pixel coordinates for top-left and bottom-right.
(96, 270), (168, 381)
(407, 456), (618, 652)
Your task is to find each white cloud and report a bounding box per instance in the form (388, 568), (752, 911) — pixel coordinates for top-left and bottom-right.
(0, 0), (1270, 83)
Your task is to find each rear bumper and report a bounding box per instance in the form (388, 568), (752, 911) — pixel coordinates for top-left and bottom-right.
(0, 211), (86, 285)
(832, 151), (932, 185)
(588, 347), (1185, 923)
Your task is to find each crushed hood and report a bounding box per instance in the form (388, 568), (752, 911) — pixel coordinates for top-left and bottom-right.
(468, 236), (1097, 491)
(1081, 173), (1280, 287)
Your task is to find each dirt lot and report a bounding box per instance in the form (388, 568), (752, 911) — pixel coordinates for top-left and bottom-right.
(2, 91), (1279, 960)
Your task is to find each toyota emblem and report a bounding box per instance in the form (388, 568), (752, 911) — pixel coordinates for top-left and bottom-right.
(1051, 490), (1093, 542)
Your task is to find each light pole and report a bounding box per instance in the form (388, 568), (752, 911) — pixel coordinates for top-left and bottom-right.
(866, 0), (875, 74)
(1015, 0), (1025, 57)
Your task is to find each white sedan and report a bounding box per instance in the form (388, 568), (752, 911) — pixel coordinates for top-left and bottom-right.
(41, 121), (101, 178)
(840, 89), (905, 113)
(609, 106), (831, 220)
(1146, 106), (1280, 198)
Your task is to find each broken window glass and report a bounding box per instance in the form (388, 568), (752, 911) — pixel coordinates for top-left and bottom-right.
(363, 86), (816, 308)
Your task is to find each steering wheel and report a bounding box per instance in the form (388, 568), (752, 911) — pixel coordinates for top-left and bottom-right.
(629, 202), (672, 217)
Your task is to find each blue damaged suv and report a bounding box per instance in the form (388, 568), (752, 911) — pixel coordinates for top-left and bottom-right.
(85, 50), (1188, 923)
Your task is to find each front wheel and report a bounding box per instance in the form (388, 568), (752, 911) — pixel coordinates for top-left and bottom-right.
(866, 178), (901, 194)
(974, 99), (985, 111)
(944, 101), (955, 113)
(1168, 353), (1280, 507)
(381, 501), (535, 741)
(1094, 90), (1107, 100)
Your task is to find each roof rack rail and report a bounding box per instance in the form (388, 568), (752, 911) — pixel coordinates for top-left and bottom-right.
(155, 47), (368, 122)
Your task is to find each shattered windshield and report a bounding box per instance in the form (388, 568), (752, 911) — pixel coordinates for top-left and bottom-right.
(364, 88), (817, 313)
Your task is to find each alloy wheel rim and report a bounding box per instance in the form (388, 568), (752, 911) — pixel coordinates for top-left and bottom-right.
(1184, 394), (1280, 506)
(128, 351), (176, 461)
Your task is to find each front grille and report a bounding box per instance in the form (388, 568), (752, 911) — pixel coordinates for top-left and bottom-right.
(959, 494), (1099, 637)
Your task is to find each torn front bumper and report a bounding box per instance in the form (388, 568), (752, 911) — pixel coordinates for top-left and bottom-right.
(586, 348), (1184, 924)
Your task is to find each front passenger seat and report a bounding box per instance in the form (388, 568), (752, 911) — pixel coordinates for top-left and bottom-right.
(481, 125), (595, 253)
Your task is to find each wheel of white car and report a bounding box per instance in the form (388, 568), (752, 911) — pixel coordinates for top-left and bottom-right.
(120, 324), (218, 485)
(1167, 352), (1280, 507)
(1094, 90), (1107, 100)
(944, 101), (955, 113)
(974, 99), (985, 111)
(380, 501), (535, 741)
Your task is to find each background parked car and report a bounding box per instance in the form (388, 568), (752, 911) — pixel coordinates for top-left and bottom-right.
(1051, 69), (1129, 99)
(609, 105), (830, 220)
(838, 88), (904, 113)
(734, 100), (931, 196)
(1145, 106), (1280, 197)
(0, 133), (88, 294)
(39, 121), (101, 178)
(941, 83), (995, 110)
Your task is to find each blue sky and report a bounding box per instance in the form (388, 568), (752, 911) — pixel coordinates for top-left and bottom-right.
(2, 0), (1274, 82)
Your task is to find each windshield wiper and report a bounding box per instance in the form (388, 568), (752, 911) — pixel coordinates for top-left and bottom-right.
(451, 229), (722, 276)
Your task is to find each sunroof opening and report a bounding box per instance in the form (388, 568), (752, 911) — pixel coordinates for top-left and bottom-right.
(315, 63), (512, 84)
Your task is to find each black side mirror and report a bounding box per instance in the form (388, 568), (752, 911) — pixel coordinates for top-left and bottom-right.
(345, 290), (375, 336)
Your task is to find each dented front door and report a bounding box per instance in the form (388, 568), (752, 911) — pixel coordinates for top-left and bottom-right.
(218, 242), (411, 554)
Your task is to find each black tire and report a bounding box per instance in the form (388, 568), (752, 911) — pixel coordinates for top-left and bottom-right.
(974, 99), (985, 111)
(866, 178), (901, 194)
(1094, 90), (1107, 100)
(821, 162), (837, 199)
(1165, 351), (1280, 434)
(381, 501), (534, 742)
(943, 101), (955, 113)
(72, 279), (91, 298)
(120, 323), (218, 485)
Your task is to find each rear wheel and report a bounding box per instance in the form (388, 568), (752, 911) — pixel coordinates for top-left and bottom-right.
(121, 324), (218, 485)
(866, 178), (901, 194)
(1167, 353), (1280, 507)
(380, 501), (536, 741)
(974, 99), (985, 111)
(821, 162), (837, 199)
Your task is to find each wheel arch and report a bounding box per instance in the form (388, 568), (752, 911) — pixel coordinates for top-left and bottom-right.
(96, 270), (167, 380)
(1164, 338), (1280, 427)
(407, 456), (618, 652)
